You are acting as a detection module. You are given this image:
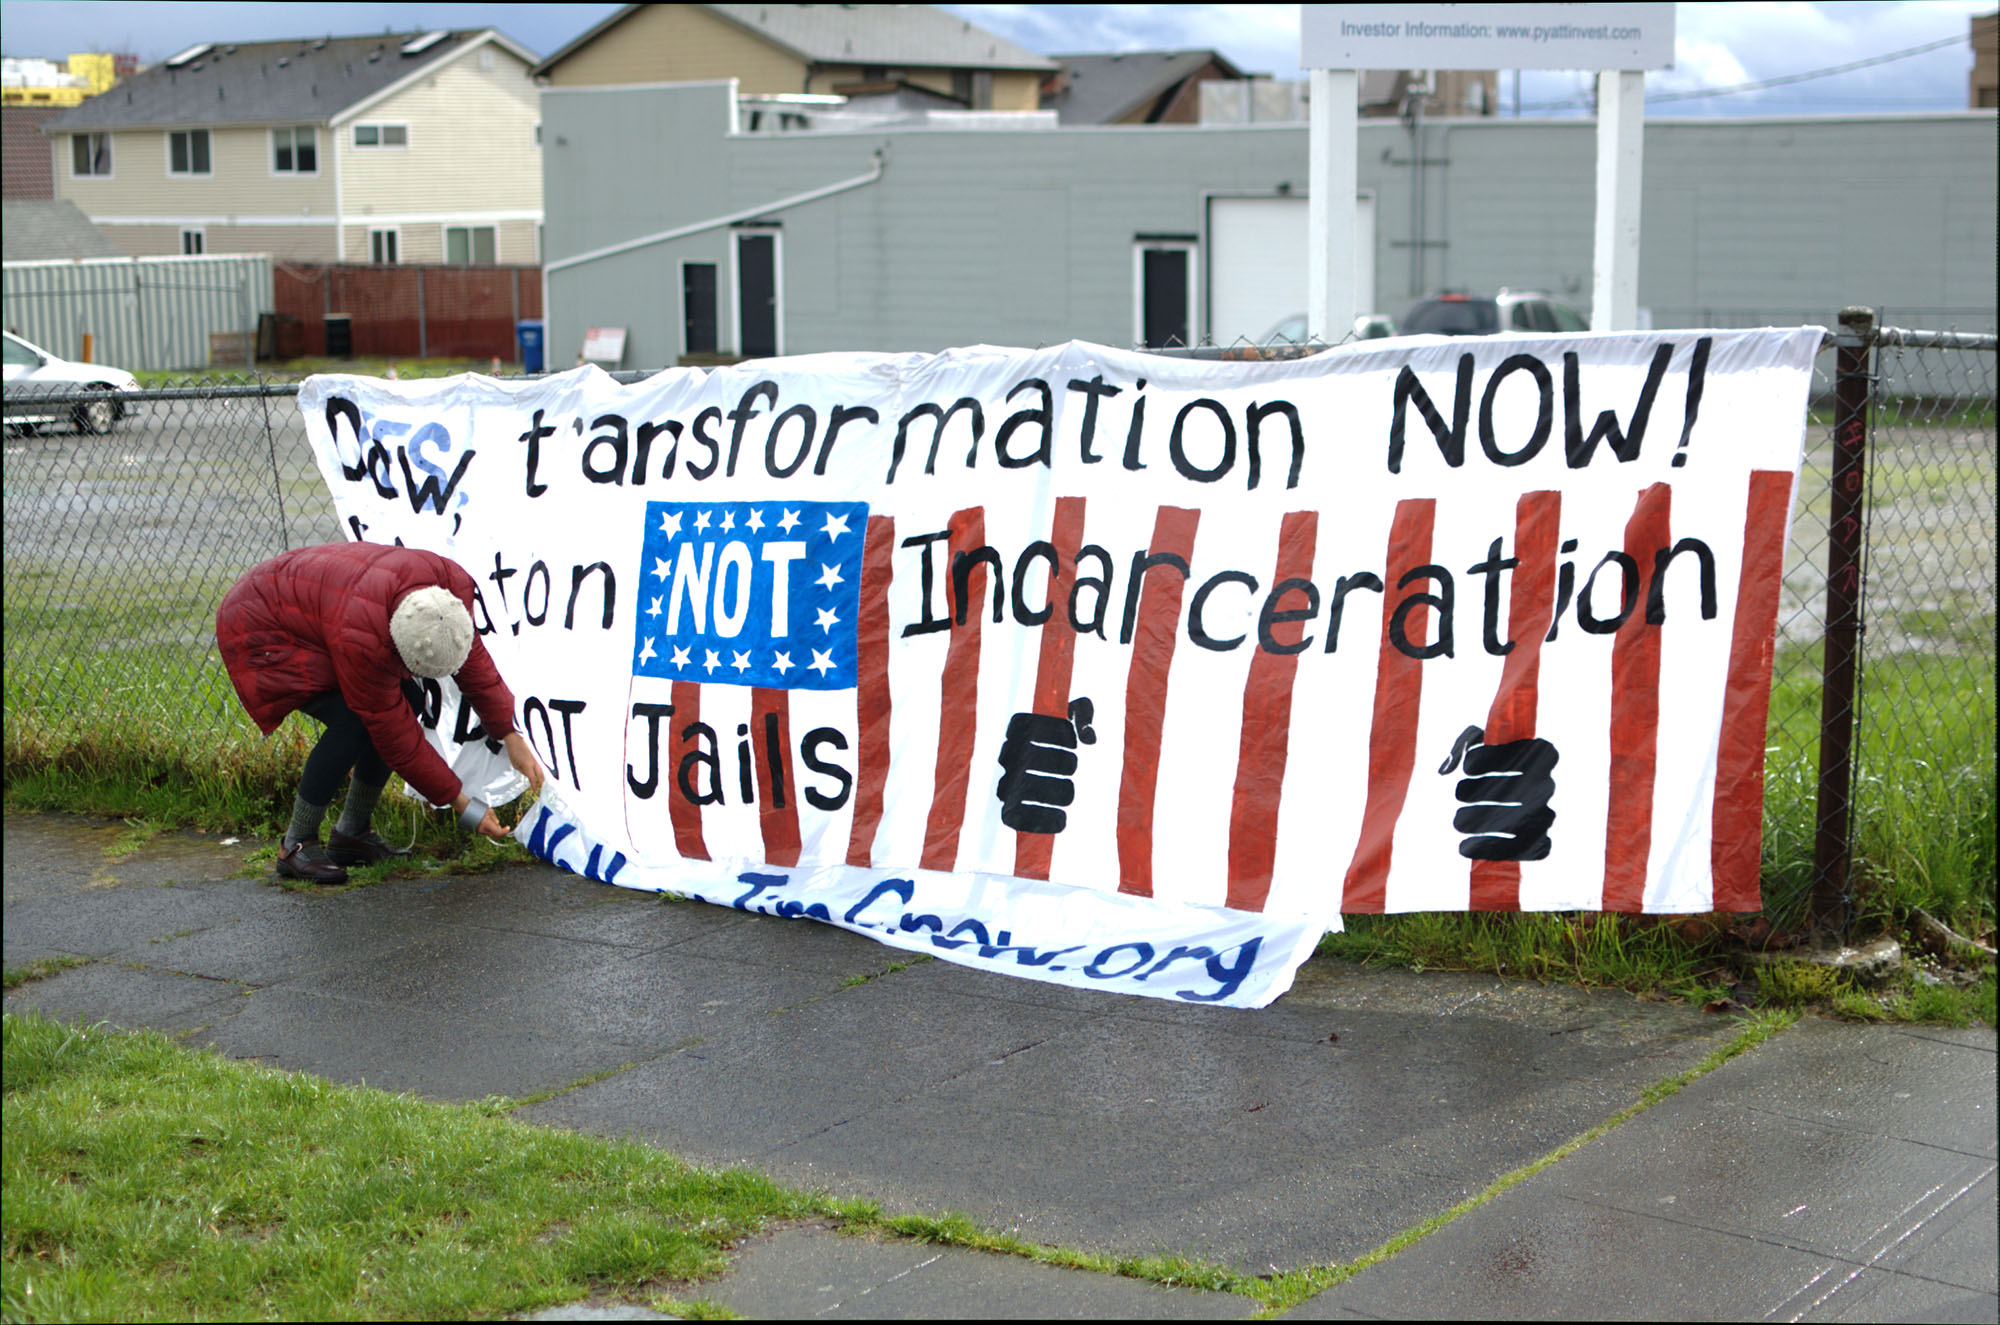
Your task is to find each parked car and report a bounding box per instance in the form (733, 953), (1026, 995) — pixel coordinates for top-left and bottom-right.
(2, 332), (139, 434)
(1261, 312), (1398, 345)
(1399, 290), (1590, 336)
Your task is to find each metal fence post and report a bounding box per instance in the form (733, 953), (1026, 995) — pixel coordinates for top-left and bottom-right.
(1811, 306), (1875, 933)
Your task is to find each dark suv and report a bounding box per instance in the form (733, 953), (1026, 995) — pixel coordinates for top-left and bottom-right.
(1399, 290), (1590, 336)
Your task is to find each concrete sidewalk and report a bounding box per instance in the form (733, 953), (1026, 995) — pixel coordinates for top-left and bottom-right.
(5, 812), (1993, 1321)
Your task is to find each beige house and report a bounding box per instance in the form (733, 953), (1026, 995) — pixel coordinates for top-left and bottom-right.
(43, 29), (542, 264)
(532, 4), (1053, 110)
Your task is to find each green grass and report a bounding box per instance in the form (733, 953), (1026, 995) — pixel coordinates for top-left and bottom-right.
(2, 957), (90, 991)
(132, 356), (517, 388)
(1319, 913), (1734, 1005)
(1, 1011), (821, 1321)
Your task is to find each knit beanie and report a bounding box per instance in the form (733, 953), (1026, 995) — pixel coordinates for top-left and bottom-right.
(390, 586), (473, 678)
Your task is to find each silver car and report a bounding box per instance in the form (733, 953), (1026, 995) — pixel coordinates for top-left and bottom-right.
(1399, 290), (1591, 336)
(2, 331), (140, 434)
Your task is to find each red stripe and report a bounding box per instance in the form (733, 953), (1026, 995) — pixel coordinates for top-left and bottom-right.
(1116, 506), (1201, 897)
(1014, 496), (1087, 881)
(1470, 490), (1562, 911)
(668, 680), (710, 861)
(846, 514), (895, 867)
(1226, 510), (1318, 911)
(1602, 483), (1673, 912)
(751, 688), (801, 867)
(1712, 471), (1792, 911)
(1340, 498), (1436, 914)
(920, 506), (987, 872)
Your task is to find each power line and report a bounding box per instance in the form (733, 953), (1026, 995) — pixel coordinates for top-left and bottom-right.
(1517, 31), (1971, 111)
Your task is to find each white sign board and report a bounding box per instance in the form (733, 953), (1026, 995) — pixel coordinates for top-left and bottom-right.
(1303, 3), (1675, 72)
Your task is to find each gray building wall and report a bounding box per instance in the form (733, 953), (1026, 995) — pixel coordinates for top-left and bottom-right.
(541, 81), (1997, 366)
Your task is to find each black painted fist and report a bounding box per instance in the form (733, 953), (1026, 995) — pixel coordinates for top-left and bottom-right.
(996, 698), (1096, 835)
(1439, 725), (1559, 862)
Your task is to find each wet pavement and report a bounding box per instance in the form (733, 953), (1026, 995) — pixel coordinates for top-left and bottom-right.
(6, 811), (1994, 1321)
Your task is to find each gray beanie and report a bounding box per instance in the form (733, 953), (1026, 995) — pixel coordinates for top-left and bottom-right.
(390, 586), (473, 678)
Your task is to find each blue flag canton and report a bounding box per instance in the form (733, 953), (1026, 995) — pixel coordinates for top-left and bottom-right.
(633, 500), (868, 691)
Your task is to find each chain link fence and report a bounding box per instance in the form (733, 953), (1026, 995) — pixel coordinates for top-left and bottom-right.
(5, 320), (1993, 927)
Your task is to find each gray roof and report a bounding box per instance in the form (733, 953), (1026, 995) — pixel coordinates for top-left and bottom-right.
(1, 200), (125, 260)
(1043, 50), (1245, 125)
(535, 4), (1055, 78)
(43, 29), (535, 131)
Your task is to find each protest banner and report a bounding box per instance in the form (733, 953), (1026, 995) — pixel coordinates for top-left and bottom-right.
(299, 329), (1821, 1008)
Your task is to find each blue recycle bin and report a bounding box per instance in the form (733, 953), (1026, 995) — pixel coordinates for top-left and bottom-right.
(516, 319), (545, 375)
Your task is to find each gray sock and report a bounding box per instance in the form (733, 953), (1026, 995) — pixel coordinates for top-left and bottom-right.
(285, 793), (331, 851)
(334, 776), (387, 839)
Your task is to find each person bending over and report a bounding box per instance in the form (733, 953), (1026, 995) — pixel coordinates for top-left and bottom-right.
(216, 541), (545, 884)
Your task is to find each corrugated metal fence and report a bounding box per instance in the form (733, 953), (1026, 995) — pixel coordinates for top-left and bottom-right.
(1, 253), (272, 372)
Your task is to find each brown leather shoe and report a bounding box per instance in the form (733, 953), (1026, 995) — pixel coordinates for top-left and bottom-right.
(327, 827), (410, 867)
(275, 840), (348, 884)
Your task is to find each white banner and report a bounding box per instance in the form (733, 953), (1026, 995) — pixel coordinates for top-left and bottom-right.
(300, 329), (1820, 1007)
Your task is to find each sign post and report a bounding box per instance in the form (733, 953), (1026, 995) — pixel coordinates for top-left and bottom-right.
(1308, 69), (1361, 344)
(1301, 4), (1675, 333)
(1592, 69), (1647, 330)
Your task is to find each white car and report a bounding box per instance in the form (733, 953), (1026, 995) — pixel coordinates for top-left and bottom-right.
(2, 331), (140, 434)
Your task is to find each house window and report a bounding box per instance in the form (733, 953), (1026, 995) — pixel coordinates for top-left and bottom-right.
(169, 129), (211, 175)
(272, 126), (317, 174)
(352, 124), (409, 148)
(369, 229), (399, 265)
(445, 225), (496, 266)
(181, 228), (205, 255)
(71, 132), (111, 176)
(951, 70), (992, 107)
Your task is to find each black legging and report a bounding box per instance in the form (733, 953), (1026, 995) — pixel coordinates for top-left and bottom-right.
(297, 691), (395, 805)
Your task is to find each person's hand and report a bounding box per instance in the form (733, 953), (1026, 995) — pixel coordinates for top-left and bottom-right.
(504, 732), (547, 798)
(451, 793), (512, 840)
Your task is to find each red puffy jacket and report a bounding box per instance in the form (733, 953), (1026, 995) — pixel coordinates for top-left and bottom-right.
(216, 543), (517, 806)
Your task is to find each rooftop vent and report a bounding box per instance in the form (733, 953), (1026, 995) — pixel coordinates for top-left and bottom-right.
(164, 43), (212, 68)
(401, 31), (449, 56)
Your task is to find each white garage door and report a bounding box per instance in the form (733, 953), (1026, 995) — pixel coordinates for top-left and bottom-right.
(1208, 194), (1374, 345)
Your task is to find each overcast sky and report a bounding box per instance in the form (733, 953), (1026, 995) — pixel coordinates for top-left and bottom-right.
(0, 2), (1989, 116)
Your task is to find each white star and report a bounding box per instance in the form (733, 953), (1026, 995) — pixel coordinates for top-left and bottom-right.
(745, 508), (766, 532)
(694, 508), (713, 532)
(652, 556), (671, 582)
(808, 648), (837, 676)
(659, 510), (683, 537)
(671, 645), (692, 669)
(702, 649), (721, 674)
(771, 651), (794, 674)
(647, 595), (663, 618)
(776, 508), (802, 534)
(821, 511), (851, 542)
(815, 563), (844, 591)
(731, 649), (752, 673)
(719, 509), (736, 532)
(637, 637), (657, 664)
(815, 606), (840, 633)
